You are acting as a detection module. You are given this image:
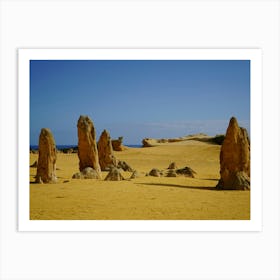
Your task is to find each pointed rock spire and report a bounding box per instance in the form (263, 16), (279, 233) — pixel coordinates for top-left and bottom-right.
(77, 115), (102, 179)
(97, 129), (117, 171)
(35, 128), (57, 183)
(216, 117), (250, 190)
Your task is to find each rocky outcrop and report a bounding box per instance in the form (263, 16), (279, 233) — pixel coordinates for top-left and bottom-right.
(111, 137), (126, 151)
(105, 167), (124, 181)
(77, 115), (102, 179)
(35, 128), (57, 183)
(216, 117), (250, 190)
(72, 167), (101, 179)
(97, 130), (117, 171)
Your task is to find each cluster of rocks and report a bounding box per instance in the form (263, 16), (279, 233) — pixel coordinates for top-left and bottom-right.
(148, 162), (196, 178)
(33, 115), (136, 183)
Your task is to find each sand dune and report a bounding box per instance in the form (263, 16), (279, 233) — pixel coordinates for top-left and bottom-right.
(30, 140), (250, 220)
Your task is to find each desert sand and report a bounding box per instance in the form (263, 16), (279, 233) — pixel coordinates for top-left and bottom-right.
(30, 139), (250, 220)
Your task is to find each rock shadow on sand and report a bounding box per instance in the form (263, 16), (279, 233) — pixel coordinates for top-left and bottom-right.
(137, 182), (221, 191)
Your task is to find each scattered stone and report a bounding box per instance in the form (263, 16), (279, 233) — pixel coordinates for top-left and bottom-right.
(63, 180), (70, 183)
(149, 168), (163, 177)
(97, 129), (117, 171)
(167, 162), (177, 169)
(77, 115), (102, 179)
(72, 167), (101, 179)
(176, 166), (196, 178)
(216, 117), (250, 190)
(30, 160), (38, 168)
(72, 172), (82, 179)
(105, 167), (125, 181)
(35, 128), (57, 183)
(117, 160), (133, 172)
(166, 169), (177, 177)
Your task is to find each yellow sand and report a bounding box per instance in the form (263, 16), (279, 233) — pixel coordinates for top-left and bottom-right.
(30, 141), (250, 220)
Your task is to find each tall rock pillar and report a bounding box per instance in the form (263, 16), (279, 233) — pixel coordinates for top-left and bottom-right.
(77, 115), (102, 179)
(216, 117), (250, 190)
(97, 129), (117, 171)
(35, 128), (57, 183)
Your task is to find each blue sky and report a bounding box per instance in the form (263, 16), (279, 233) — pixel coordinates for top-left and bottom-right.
(30, 60), (250, 145)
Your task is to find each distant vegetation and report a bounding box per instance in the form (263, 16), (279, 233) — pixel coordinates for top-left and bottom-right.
(210, 134), (225, 145)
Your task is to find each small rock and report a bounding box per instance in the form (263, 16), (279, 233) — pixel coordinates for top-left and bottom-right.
(166, 169), (177, 177)
(105, 167), (124, 181)
(72, 172), (82, 179)
(149, 168), (162, 177)
(176, 166), (196, 178)
(72, 167), (101, 179)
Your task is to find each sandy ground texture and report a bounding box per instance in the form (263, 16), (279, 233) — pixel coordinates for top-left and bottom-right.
(30, 140), (250, 220)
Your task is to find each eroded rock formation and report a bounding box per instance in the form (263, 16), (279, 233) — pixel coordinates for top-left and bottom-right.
(176, 166), (196, 178)
(77, 115), (102, 179)
(72, 167), (101, 179)
(97, 129), (117, 171)
(166, 169), (177, 177)
(149, 168), (163, 177)
(111, 136), (126, 151)
(117, 160), (133, 172)
(105, 167), (124, 181)
(216, 117), (250, 190)
(35, 128), (57, 183)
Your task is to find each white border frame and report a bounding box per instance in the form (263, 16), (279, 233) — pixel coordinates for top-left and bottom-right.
(18, 48), (262, 232)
